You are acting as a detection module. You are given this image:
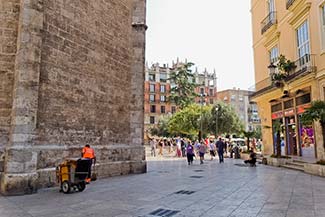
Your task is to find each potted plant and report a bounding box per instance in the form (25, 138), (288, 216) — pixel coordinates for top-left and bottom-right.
(270, 55), (296, 87)
(277, 54), (296, 74)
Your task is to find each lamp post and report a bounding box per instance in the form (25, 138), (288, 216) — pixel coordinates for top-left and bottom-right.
(268, 62), (277, 75)
(199, 93), (206, 141)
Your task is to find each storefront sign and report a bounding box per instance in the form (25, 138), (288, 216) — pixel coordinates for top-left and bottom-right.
(284, 109), (294, 117)
(271, 111), (283, 119)
(297, 104), (311, 114)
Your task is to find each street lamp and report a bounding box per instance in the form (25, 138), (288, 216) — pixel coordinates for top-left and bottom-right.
(268, 62), (277, 75)
(215, 106), (219, 138)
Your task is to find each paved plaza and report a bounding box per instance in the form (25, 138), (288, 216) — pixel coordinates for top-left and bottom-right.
(1, 156), (325, 217)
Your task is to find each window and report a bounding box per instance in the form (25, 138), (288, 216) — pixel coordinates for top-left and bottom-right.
(150, 105), (156, 113)
(160, 85), (166, 93)
(150, 116), (155, 124)
(321, 5), (325, 50)
(209, 89), (213, 96)
(271, 103), (282, 112)
(161, 106), (165, 114)
(231, 95), (236, 101)
(171, 106), (176, 114)
(160, 95), (166, 102)
(269, 46), (279, 63)
(200, 88), (204, 94)
(160, 73), (167, 82)
(209, 99), (213, 104)
(284, 99), (294, 109)
(296, 93), (311, 106)
(297, 21), (310, 60)
(149, 74), (155, 82)
(149, 94), (155, 102)
(149, 84), (155, 92)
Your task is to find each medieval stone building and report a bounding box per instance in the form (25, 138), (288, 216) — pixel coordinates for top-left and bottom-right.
(0, 0), (147, 195)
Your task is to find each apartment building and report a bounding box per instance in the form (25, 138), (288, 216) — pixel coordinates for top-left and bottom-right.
(217, 88), (261, 132)
(251, 0), (325, 160)
(144, 61), (217, 137)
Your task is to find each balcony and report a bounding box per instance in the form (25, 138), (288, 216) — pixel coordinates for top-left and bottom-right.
(251, 54), (316, 97)
(286, 0), (296, 9)
(261, 12), (277, 34)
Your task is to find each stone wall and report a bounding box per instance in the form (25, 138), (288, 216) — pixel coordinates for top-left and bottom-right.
(0, 0), (20, 172)
(0, 0), (147, 195)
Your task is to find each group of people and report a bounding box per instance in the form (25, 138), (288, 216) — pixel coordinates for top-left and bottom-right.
(149, 137), (258, 167)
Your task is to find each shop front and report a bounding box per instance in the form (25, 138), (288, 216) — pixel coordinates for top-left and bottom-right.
(270, 89), (315, 159)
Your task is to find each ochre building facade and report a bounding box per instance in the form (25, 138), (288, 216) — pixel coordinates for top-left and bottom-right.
(251, 0), (325, 160)
(0, 0), (147, 195)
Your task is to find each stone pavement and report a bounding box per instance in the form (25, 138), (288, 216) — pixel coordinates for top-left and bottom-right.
(1, 156), (325, 217)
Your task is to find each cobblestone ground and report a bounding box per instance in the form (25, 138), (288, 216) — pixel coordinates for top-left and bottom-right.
(1, 150), (325, 217)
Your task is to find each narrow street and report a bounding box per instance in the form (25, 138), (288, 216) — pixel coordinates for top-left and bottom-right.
(1, 156), (325, 217)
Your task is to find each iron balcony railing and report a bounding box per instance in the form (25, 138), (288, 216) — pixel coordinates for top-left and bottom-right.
(251, 54), (316, 97)
(286, 0), (297, 9)
(261, 11), (277, 34)
(285, 54), (316, 81)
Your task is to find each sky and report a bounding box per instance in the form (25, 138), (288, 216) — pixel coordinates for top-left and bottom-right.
(146, 0), (255, 91)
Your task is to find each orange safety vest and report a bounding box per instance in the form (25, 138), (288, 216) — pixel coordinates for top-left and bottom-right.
(82, 147), (95, 159)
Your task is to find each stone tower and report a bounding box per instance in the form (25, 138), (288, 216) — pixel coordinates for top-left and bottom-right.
(0, 0), (147, 195)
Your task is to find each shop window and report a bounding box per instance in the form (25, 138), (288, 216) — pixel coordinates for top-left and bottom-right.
(284, 99), (293, 109)
(296, 93), (311, 106)
(271, 103), (282, 112)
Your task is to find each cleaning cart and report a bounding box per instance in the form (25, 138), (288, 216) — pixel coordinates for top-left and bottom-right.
(56, 158), (90, 194)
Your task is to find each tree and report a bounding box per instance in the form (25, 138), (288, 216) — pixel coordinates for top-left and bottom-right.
(270, 119), (283, 157)
(210, 102), (244, 136)
(150, 116), (172, 138)
(301, 100), (325, 149)
(242, 131), (255, 152)
(168, 104), (211, 139)
(168, 62), (198, 109)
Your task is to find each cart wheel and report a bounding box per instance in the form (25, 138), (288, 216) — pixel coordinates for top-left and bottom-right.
(62, 181), (71, 194)
(77, 181), (86, 192)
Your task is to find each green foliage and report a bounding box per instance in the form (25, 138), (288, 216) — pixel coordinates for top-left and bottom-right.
(277, 54), (296, 74)
(168, 104), (211, 137)
(271, 55), (296, 82)
(168, 62), (198, 109)
(210, 102), (244, 135)
(301, 100), (325, 126)
(150, 116), (172, 138)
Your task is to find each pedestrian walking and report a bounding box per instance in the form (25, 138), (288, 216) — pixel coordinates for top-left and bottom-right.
(158, 139), (163, 156)
(150, 138), (157, 157)
(216, 137), (225, 163)
(186, 142), (194, 165)
(199, 141), (207, 164)
(209, 141), (216, 160)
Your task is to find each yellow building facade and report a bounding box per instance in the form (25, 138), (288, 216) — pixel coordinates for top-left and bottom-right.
(251, 0), (325, 160)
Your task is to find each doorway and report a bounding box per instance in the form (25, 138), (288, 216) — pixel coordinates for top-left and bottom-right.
(285, 116), (298, 155)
